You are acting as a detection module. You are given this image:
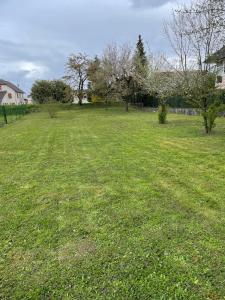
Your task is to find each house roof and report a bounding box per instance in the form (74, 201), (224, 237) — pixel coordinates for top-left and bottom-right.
(206, 46), (225, 63)
(0, 79), (24, 93)
(0, 91), (7, 104)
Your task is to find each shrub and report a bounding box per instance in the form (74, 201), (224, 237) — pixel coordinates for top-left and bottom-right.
(202, 100), (225, 133)
(91, 95), (104, 103)
(43, 98), (60, 118)
(31, 80), (74, 104)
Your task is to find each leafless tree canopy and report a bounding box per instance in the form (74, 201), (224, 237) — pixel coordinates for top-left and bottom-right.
(102, 44), (136, 110)
(163, 0), (225, 133)
(64, 53), (89, 104)
(166, 0), (225, 72)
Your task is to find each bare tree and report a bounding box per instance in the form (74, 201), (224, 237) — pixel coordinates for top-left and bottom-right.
(117, 44), (135, 111)
(101, 44), (120, 103)
(100, 43), (135, 111)
(178, 0), (225, 71)
(146, 55), (181, 123)
(165, 0), (225, 73)
(184, 0), (225, 32)
(164, 10), (191, 72)
(64, 53), (89, 105)
(87, 56), (107, 102)
(164, 0), (225, 133)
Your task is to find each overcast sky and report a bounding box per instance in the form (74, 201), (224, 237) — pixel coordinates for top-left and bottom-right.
(0, 0), (181, 93)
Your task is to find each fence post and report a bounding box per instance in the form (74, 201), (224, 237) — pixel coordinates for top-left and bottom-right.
(2, 106), (8, 124)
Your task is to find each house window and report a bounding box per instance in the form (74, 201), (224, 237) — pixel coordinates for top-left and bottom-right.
(8, 93), (12, 99)
(217, 75), (223, 84)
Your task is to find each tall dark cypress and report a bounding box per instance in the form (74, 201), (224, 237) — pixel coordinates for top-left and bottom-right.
(135, 35), (148, 68)
(133, 35), (149, 105)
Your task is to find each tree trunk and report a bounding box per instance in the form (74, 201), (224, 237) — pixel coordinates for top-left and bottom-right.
(78, 95), (83, 106)
(203, 115), (209, 134)
(125, 101), (129, 112)
(158, 103), (167, 124)
(105, 98), (109, 110)
(202, 99), (209, 134)
(78, 86), (83, 106)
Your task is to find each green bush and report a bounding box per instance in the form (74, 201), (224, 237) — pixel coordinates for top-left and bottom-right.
(31, 80), (74, 104)
(202, 101), (225, 133)
(42, 98), (60, 118)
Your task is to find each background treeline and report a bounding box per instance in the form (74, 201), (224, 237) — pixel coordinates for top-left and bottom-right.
(31, 80), (74, 104)
(30, 0), (225, 133)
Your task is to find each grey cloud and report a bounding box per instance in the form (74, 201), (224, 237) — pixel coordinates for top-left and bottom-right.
(131, 0), (176, 8)
(0, 0), (176, 93)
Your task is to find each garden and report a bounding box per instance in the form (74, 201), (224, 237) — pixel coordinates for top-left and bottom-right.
(0, 106), (224, 299)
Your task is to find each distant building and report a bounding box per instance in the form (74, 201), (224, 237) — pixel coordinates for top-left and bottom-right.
(24, 95), (34, 105)
(207, 46), (225, 89)
(73, 92), (89, 104)
(0, 79), (25, 105)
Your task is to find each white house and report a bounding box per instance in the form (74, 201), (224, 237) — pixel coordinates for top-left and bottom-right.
(27, 96), (34, 104)
(24, 95), (34, 105)
(207, 46), (225, 89)
(73, 92), (89, 104)
(0, 79), (25, 105)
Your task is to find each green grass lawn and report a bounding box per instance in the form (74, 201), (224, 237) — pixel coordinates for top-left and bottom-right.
(0, 106), (225, 299)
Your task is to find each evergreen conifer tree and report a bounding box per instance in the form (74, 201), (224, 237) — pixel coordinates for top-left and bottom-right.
(133, 35), (149, 105)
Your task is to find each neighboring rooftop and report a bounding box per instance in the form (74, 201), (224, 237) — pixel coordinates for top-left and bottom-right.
(0, 79), (24, 94)
(206, 46), (225, 63)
